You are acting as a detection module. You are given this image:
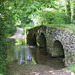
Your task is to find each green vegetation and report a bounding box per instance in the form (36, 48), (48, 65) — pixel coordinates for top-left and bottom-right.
(67, 64), (75, 73)
(0, 0), (16, 75)
(32, 10), (66, 25)
(0, 0), (75, 74)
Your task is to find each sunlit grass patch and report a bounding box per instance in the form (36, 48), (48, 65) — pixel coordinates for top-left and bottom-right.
(0, 74), (4, 75)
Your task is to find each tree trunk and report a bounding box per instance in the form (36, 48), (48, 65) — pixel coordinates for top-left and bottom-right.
(72, 0), (75, 23)
(66, 0), (71, 24)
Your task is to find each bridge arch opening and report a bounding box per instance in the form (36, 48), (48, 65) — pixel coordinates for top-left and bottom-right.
(38, 33), (48, 55)
(39, 33), (46, 48)
(52, 40), (65, 58)
(33, 34), (37, 46)
(52, 40), (65, 67)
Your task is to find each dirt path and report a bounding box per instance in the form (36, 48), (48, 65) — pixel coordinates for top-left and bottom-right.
(8, 63), (73, 75)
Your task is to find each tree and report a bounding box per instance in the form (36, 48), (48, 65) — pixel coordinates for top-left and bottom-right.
(7, 0), (59, 27)
(0, 0), (16, 74)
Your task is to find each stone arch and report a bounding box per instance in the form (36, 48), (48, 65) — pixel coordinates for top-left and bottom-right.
(52, 40), (65, 57)
(38, 33), (46, 48)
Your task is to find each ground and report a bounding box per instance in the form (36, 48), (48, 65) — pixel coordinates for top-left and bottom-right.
(8, 63), (73, 75)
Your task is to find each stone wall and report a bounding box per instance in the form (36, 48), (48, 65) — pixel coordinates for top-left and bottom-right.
(27, 25), (75, 66)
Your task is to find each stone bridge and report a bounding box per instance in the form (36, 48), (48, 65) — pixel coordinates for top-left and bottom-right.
(27, 25), (75, 66)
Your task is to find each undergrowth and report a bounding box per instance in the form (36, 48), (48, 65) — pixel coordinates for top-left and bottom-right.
(67, 64), (75, 73)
